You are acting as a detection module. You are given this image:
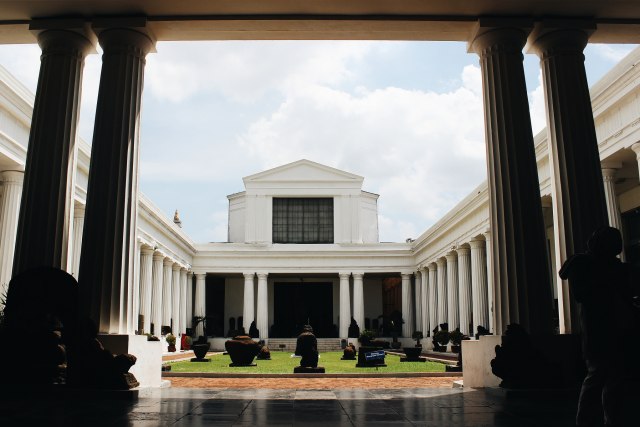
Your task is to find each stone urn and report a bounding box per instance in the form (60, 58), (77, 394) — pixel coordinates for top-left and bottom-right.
(225, 335), (260, 366)
(192, 343), (210, 360)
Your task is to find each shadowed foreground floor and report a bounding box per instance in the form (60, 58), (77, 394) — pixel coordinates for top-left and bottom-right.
(0, 385), (582, 426)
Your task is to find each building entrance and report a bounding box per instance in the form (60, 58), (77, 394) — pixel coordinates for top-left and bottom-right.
(273, 282), (334, 338)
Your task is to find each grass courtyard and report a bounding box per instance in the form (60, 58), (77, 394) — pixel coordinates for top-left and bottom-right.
(165, 351), (447, 374)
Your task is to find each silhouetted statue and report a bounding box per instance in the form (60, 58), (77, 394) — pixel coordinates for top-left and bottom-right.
(294, 325), (319, 368)
(227, 317), (236, 337)
(249, 320), (259, 338)
(348, 317), (360, 338)
(475, 325), (490, 340)
(560, 226), (640, 426)
(1, 267), (139, 389)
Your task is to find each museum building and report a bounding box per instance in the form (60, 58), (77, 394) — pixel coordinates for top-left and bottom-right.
(1, 44), (640, 361)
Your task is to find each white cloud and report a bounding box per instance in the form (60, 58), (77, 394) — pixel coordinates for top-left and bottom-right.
(145, 41), (375, 103)
(590, 44), (636, 62)
(528, 72), (547, 135)
(239, 65), (487, 242)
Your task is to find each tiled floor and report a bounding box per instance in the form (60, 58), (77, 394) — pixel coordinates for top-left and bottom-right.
(0, 386), (585, 426)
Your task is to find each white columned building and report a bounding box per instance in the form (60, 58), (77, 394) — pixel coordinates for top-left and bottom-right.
(470, 238), (489, 334)
(138, 245), (154, 333)
(242, 272), (255, 332)
(161, 258), (173, 332)
(436, 258), (447, 326)
(420, 266), (429, 335)
(256, 272), (269, 340)
(352, 272), (365, 332)
(150, 252), (164, 335)
(457, 247), (472, 335)
(338, 272), (351, 338)
(427, 263), (438, 333)
(0, 170), (23, 291)
(414, 270), (422, 335)
(401, 272), (413, 337)
(445, 252), (459, 331)
(194, 273), (206, 337)
(171, 264), (181, 335)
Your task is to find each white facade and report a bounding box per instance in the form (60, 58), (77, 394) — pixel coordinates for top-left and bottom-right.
(1, 45), (640, 349)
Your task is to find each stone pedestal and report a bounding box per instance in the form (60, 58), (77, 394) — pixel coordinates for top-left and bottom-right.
(294, 366), (325, 373)
(461, 335), (502, 388)
(98, 334), (162, 388)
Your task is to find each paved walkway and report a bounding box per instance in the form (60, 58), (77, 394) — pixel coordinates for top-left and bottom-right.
(0, 384), (584, 426)
(168, 377), (458, 389)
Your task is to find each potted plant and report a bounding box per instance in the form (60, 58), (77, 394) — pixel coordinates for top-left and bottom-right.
(433, 329), (450, 352)
(449, 328), (464, 353)
(358, 329), (376, 346)
(412, 331), (423, 347)
(166, 333), (176, 352)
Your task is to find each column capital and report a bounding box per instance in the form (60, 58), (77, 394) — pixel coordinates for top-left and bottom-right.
(187, 271), (193, 278)
(0, 170), (25, 183)
(445, 252), (457, 262)
(256, 272), (269, 280)
(631, 142), (640, 157)
(29, 19), (97, 55)
(526, 20), (596, 57)
(469, 18), (533, 55)
(172, 263), (181, 271)
(456, 246), (471, 256)
(428, 262), (437, 269)
(140, 245), (154, 256)
(243, 272), (255, 280)
(93, 17), (156, 54)
(469, 238), (486, 250)
(436, 258), (446, 268)
(152, 251), (164, 261)
(194, 272), (207, 280)
(400, 272), (413, 279)
(338, 272), (351, 280)
(180, 267), (188, 273)
(352, 272), (364, 280)
(414, 270), (422, 278)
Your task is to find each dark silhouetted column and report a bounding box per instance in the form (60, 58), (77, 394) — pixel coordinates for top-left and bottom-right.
(78, 21), (154, 334)
(529, 21), (607, 333)
(13, 23), (94, 278)
(470, 20), (553, 335)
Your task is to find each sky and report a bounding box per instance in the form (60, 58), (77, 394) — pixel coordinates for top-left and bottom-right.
(0, 41), (636, 243)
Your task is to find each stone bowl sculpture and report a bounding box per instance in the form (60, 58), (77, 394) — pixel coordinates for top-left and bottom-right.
(225, 335), (260, 366)
(341, 343), (357, 360)
(191, 342), (211, 362)
(256, 345), (271, 360)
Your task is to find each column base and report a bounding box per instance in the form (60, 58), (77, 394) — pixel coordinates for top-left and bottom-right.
(99, 334), (162, 388)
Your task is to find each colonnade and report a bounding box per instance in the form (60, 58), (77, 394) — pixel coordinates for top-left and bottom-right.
(136, 242), (193, 336)
(415, 236), (491, 337)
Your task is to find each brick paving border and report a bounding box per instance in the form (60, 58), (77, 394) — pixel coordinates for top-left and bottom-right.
(168, 377), (458, 389)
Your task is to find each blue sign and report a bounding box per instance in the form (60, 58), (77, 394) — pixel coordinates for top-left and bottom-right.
(364, 350), (385, 361)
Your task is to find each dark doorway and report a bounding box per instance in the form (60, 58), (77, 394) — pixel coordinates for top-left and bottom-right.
(273, 282), (334, 338)
(205, 276), (225, 337)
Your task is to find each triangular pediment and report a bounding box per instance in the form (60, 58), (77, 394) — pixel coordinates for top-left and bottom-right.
(243, 159), (363, 185)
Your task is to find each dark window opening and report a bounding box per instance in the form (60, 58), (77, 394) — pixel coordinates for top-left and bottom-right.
(273, 198), (334, 243)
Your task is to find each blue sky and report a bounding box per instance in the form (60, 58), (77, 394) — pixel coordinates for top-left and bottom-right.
(0, 41), (635, 243)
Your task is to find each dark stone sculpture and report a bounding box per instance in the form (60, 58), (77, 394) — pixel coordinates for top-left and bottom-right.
(348, 317), (360, 338)
(249, 320), (259, 338)
(191, 342), (211, 362)
(226, 317), (236, 337)
(341, 343), (357, 360)
(0, 267), (139, 389)
(256, 343), (271, 360)
(225, 335), (260, 366)
(475, 325), (490, 340)
(293, 325), (325, 373)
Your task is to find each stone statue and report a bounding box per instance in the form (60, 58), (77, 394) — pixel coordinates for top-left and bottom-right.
(348, 317), (360, 338)
(293, 325), (324, 373)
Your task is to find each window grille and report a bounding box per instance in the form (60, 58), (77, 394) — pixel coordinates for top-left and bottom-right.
(273, 198), (334, 243)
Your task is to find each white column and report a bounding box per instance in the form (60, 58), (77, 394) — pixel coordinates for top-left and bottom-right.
(70, 202), (84, 277)
(172, 264), (181, 334)
(470, 238), (489, 334)
(436, 258), (447, 326)
(457, 247), (472, 336)
(401, 272), (414, 337)
(601, 165), (625, 260)
(186, 271), (193, 333)
(179, 268), (188, 335)
(352, 272), (365, 332)
(414, 270), (422, 333)
(446, 253), (459, 330)
(0, 170), (23, 293)
(139, 246), (154, 333)
(483, 230), (496, 333)
(161, 258), (173, 331)
(339, 272), (351, 338)
(256, 272), (269, 340)
(194, 273), (206, 338)
(428, 263), (438, 333)
(242, 272), (255, 332)
(150, 252), (164, 336)
(421, 266), (429, 335)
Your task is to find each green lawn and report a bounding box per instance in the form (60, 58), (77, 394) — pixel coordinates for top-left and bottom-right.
(165, 351), (447, 374)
